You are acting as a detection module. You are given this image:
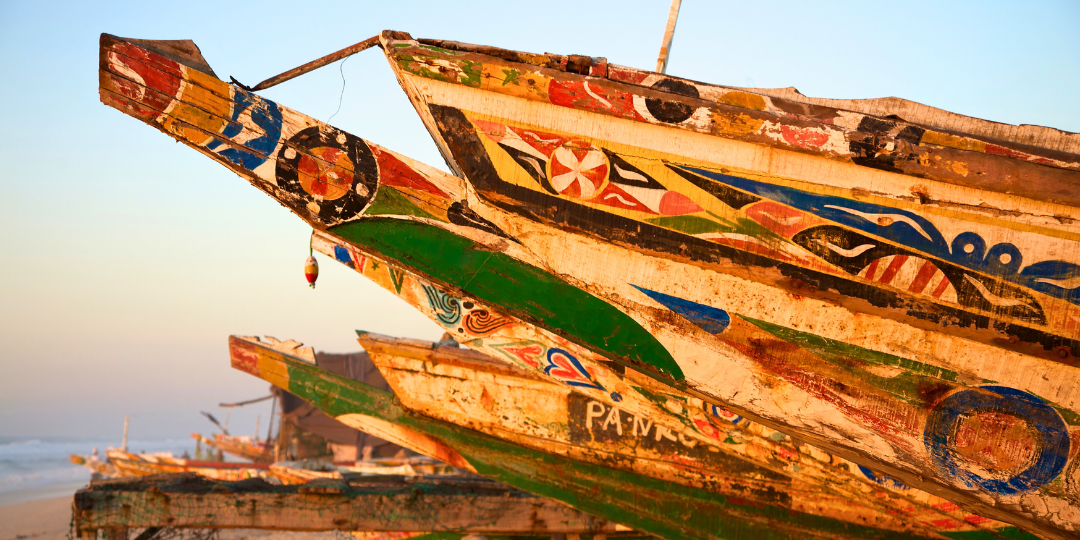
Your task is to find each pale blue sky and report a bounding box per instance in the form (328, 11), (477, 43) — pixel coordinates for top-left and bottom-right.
(1, 1), (1077, 439)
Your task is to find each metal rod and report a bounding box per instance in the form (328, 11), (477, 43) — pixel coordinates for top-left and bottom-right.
(655, 0), (682, 74)
(250, 35), (381, 92)
(219, 394), (273, 408)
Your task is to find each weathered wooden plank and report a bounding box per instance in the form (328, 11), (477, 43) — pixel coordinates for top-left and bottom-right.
(73, 473), (628, 534)
(230, 336), (961, 540)
(99, 33), (1079, 537)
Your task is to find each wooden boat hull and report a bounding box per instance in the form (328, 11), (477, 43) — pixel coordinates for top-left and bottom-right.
(69, 454), (119, 478)
(105, 450), (269, 481)
(193, 433), (272, 463)
(380, 34), (1080, 527)
(268, 457), (456, 485)
(359, 330), (1037, 538)
(98, 33), (1079, 536)
(229, 334), (973, 540)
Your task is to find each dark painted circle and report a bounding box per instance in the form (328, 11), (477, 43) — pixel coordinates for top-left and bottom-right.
(275, 126), (378, 224)
(923, 385), (1069, 495)
(645, 78), (700, 124)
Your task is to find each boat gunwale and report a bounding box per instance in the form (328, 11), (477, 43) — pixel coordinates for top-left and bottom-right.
(412, 34), (1080, 157)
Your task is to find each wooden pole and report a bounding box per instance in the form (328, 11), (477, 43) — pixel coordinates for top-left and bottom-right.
(266, 396), (277, 442)
(250, 36), (380, 92)
(655, 0), (682, 74)
(121, 416), (129, 452)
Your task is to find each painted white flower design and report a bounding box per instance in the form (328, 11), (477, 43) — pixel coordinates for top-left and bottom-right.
(549, 144), (609, 199)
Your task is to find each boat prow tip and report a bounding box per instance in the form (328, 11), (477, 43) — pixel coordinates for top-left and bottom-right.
(230, 334), (317, 364)
(100, 33), (217, 77)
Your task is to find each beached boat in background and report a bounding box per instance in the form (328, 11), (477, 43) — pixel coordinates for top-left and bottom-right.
(192, 433), (272, 463)
(230, 333), (989, 540)
(69, 454), (119, 478)
(105, 449), (270, 481)
(268, 456), (458, 485)
(99, 32), (1080, 537)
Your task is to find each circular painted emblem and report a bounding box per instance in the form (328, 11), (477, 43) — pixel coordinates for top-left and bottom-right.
(924, 386), (1069, 495)
(276, 126), (378, 224)
(645, 78), (699, 124)
(546, 141), (609, 200)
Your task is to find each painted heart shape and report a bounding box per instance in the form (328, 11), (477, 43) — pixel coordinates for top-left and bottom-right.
(544, 348), (605, 390)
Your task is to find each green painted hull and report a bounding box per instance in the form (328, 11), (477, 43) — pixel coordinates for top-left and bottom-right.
(231, 336), (944, 540)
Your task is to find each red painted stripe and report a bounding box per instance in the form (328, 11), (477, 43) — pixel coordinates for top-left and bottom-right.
(908, 260), (939, 293)
(863, 259), (880, 281)
(932, 276), (953, 299)
(877, 255), (909, 285)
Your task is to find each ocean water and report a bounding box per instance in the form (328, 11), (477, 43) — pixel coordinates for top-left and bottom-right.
(0, 436), (195, 506)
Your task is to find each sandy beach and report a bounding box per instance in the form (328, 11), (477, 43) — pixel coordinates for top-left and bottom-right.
(0, 491), (345, 540)
(0, 496), (72, 540)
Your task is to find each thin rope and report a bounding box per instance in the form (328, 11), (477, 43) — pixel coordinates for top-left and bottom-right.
(327, 56), (349, 123)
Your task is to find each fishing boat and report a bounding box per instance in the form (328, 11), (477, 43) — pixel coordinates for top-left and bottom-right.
(69, 454), (119, 478)
(268, 456), (458, 485)
(358, 329), (1042, 538)
(99, 32), (1080, 537)
(192, 433), (273, 463)
(105, 449), (270, 481)
(230, 333), (992, 540)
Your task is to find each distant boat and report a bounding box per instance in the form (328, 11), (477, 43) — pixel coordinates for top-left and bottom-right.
(105, 449), (269, 481)
(100, 32), (1080, 538)
(69, 454), (118, 479)
(192, 433), (272, 463)
(268, 456), (459, 485)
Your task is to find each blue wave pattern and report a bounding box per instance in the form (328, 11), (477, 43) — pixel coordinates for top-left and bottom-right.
(680, 166), (1080, 306)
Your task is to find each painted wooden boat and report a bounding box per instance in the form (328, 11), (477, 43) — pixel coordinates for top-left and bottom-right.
(268, 456), (458, 485)
(375, 34), (1080, 537)
(69, 454), (119, 478)
(105, 449), (270, 481)
(98, 33), (1080, 536)
(192, 433), (272, 462)
(230, 333), (972, 540)
(358, 330), (1038, 539)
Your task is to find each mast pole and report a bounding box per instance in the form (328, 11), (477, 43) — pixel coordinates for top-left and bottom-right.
(655, 0), (682, 74)
(266, 396), (277, 443)
(121, 415), (129, 452)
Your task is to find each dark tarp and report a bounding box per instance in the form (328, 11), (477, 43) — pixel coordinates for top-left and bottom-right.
(270, 350), (403, 458)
